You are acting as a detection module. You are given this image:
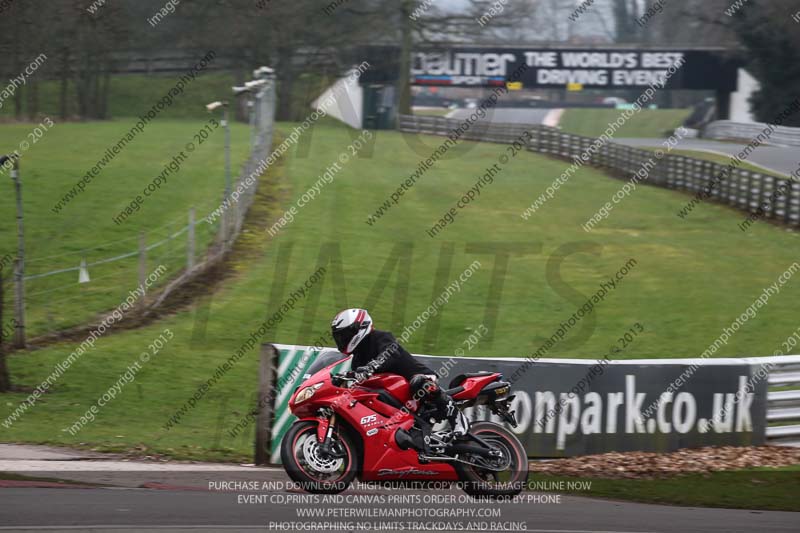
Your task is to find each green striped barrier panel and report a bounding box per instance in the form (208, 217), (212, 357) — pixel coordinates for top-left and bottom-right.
(269, 343), (350, 464)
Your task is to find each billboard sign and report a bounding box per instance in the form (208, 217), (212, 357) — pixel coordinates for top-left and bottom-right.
(363, 46), (740, 91)
(268, 344), (769, 459)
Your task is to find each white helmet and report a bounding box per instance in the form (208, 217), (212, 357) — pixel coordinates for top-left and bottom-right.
(331, 308), (373, 354)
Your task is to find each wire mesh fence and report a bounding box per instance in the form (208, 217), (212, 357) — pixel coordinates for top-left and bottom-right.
(1, 73), (277, 346)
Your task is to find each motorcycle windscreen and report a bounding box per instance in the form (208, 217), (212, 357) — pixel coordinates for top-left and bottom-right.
(303, 350), (350, 380)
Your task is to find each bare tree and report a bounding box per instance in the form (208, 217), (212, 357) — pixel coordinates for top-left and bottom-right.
(73, 0), (131, 119)
(726, 0), (800, 126)
(333, 0), (529, 115)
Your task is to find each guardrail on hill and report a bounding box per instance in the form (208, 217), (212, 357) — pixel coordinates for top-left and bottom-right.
(703, 120), (800, 148)
(766, 356), (800, 446)
(255, 343), (800, 464)
(398, 115), (800, 228)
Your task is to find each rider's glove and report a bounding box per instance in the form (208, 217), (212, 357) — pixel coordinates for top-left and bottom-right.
(347, 366), (372, 382)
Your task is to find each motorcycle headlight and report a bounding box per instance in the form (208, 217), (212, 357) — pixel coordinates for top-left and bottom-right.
(295, 383), (323, 404)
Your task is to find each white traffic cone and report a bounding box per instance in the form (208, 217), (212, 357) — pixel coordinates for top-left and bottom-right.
(78, 258), (90, 283)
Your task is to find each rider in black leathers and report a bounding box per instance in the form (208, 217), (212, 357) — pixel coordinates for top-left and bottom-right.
(331, 309), (462, 437)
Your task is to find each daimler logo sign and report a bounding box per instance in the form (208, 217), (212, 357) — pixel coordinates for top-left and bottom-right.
(411, 52), (518, 86)
(392, 47), (740, 91)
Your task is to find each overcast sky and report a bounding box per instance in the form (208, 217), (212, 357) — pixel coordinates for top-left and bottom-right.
(431, 0), (612, 43)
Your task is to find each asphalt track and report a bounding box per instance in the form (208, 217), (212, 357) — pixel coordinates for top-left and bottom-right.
(448, 108), (553, 126)
(448, 107), (799, 177)
(1, 483), (798, 533)
(1, 433), (797, 533)
(616, 137), (800, 177)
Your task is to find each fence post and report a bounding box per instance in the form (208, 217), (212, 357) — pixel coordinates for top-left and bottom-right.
(219, 104), (232, 251)
(12, 258), (24, 349)
(10, 157), (25, 349)
(187, 208), (195, 270)
(138, 232), (146, 309)
(0, 270), (10, 391)
(221, 205), (228, 251)
(255, 343), (279, 465)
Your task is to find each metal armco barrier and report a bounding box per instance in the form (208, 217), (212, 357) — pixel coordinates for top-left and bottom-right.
(256, 344), (796, 464)
(766, 355), (800, 446)
(704, 120), (800, 148)
(398, 115), (800, 228)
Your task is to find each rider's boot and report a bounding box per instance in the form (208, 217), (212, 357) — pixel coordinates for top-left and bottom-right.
(444, 400), (469, 440)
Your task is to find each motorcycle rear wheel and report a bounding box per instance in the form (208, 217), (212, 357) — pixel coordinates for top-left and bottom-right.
(280, 420), (358, 494)
(454, 421), (529, 497)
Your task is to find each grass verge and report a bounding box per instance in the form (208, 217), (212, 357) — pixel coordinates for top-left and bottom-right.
(1, 121), (798, 461)
(668, 149), (787, 177)
(559, 108), (691, 138)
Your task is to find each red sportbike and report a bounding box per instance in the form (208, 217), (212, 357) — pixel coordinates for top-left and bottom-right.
(280, 350), (528, 496)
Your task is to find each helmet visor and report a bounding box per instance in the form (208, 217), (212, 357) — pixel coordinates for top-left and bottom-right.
(332, 323), (360, 353)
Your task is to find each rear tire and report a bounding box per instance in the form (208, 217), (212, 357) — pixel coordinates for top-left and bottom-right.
(280, 420), (358, 494)
(454, 421), (529, 497)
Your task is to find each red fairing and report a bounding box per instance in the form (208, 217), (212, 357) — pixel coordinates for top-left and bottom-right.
(451, 373), (502, 400)
(316, 416), (329, 442)
(360, 374), (412, 403)
(287, 357), (458, 481)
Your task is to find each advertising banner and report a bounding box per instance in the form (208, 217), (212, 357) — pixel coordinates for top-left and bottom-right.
(269, 344), (769, 461)
(362, 46), (740, 91)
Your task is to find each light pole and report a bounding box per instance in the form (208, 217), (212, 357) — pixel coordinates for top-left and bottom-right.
(234, 68), (273, 150)
(234, 84), (263, 150)
(245, 70), (270, 150)
(253, 67), (276, 149)
(206, 101), (231, 245)
(234, 87), (260, 148)
(1, 154), (25, 348)
(247, 97), (256, 150)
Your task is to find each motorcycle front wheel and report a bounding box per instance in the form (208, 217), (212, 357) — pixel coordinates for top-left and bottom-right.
(280, 420), (358, 494)
(454, 421), (529, 497)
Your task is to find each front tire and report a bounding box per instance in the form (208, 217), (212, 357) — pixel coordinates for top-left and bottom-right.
(280, 420), (358, 494)
(454, 421), (529, 497)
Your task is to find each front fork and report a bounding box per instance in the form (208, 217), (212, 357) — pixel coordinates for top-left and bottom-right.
(317, 411), (340, 458)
